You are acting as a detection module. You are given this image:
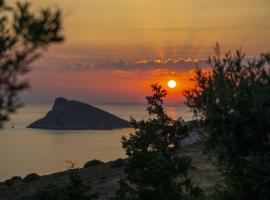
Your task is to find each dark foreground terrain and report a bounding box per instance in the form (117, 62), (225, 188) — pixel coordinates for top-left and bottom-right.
(0, 143), (221, 200)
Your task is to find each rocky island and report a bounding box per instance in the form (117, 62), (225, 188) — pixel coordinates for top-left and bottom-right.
(27, 97), (131, 130)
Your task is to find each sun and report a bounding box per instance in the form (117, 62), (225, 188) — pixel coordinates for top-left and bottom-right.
(168, 80), (177, 88)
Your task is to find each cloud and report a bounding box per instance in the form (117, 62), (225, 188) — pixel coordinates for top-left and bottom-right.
(97, 58), (206, 72)
(32, 57), (207, 74)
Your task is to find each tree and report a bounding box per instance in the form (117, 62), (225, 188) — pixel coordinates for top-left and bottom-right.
(185, 43), (270, 199)
(0, 0), (63, 127)
(115, 84), (203, 200)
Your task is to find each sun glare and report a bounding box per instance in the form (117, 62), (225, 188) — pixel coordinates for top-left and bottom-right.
(168, 80), (177, 88)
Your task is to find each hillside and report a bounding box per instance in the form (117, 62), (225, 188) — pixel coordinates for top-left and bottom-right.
(0, 143), (222, 200)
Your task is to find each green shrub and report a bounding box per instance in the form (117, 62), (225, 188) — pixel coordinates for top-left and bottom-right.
(83, 159), (104, 168)
(23, 173), (40, 183)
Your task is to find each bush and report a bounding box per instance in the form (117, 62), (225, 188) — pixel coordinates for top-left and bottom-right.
(83, 159), (104, 168)
(35, 184), (63, 200)
(110, 159), (125, 168)
(185, 43), (270, 199)
(35, 169), (98, 200)
(4, 176), (21, 187)
(23, 173), (40, 183)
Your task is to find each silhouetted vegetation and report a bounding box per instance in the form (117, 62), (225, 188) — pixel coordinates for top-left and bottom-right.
(22, 173), (40, 183)
(1, 1), (269, 197)
(83, 159), (104, 168)
(110, 158), (126, 168)
(0, 0), (63, 127)
(3, 176), (21, 187)
(185, 43), (270, 199)
(114, 84), (204, 200)
(35, 169), (98, 200)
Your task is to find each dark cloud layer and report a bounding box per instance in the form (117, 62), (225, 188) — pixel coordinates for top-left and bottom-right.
(36, 58), (206, 73)
(105, 58), (206, 72)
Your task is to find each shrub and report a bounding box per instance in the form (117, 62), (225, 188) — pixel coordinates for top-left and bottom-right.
(83, 159), (104, 168)
(35, 184), (63, 200)
(35, 169), (98, 200)
(4, 176), (21, 187)
(110, 159), (125, 168)
(23, 173), (40, 183)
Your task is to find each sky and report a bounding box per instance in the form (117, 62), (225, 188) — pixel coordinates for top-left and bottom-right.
(17, 0), (270, 104)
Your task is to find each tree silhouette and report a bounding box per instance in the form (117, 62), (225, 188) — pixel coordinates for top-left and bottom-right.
(114, 84), (203, 200)
(0, 0), (63, 127)
(185, 43), (270, 199)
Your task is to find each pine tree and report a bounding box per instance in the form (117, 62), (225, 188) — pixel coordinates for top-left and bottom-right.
(185, 44), (270, 199)
(115, 84), (203, 200)
(0, 0), (63, 127)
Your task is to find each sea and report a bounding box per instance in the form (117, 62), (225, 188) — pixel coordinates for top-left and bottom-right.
(0, 103), (193, 181)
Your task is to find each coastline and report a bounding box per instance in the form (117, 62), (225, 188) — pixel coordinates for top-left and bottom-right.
(0, 143), (221, 200)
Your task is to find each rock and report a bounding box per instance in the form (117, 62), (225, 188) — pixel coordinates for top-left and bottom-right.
(27, 97), (131, 130)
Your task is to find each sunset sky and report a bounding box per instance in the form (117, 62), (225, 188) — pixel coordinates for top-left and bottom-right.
(20, 0), (270, 104)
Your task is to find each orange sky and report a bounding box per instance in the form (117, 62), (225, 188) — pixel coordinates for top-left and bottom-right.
(18, 0), (270, 104)
(24, 65), (198, 104)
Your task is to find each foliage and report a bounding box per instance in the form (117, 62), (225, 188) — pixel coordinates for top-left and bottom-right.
(110, 158), (126, 168)
(22, 173), (40, 183)
(0, 0), (63, 127)
(83, 159), (104, 168)
(36, 169), (98, 200)
(185, 43), (270, 199)
(35, 183), (64, 200)
(3, 176), (21, 187)
(114, 84), (204, 200)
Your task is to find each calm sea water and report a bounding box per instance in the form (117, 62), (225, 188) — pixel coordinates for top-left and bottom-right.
(0, 103), (192, 181)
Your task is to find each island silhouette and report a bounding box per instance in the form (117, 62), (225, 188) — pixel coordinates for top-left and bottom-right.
(27, 97), (131, 130)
